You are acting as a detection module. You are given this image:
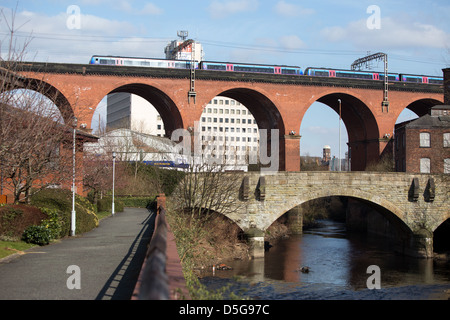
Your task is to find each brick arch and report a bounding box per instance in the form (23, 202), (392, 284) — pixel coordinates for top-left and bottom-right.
(207, 87), (287, 171)
(109, 83), (183, 137)
(302, 92), (380, 171)
(12, 76), (74, 124)
(403, 98), (444, 117)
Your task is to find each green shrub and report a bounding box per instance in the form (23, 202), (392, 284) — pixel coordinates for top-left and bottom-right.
(118, 197), (154, 208)
(97, 197), (124, 213)
(31, 189), (99, 237)
(22, 225), (52, 246)
(40, 207), (63, 239)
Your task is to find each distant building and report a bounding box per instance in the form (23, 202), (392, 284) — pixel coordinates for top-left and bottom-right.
(394, 105), (450, 174)
(323, 145), (331, 163)
(106, 93), (165, 136)
(84, 128), (188, 169)
(199, 96), (260, 171)
(164, 33), (204, 61)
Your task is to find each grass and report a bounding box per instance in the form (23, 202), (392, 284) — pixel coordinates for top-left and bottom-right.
(96, 211), (113, 221)
(0, 211), (112, 261)
(0, 241), (37, 260)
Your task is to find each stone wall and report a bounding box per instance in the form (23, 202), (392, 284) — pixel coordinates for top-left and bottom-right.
(223, 172), (449, 258)
(230, 172), (448, 232)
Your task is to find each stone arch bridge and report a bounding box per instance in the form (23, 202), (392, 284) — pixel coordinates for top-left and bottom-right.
(216, 172), (449, 259)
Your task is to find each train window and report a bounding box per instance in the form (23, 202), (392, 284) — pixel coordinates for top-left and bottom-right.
(234, 65), (274, 73)
(429, 78), (443, 85)
(336, 72), (372, 80)
(206, 64), (226, 70)
(314, 70), (329, 77)
(404, 76), (422, 83)
(99, 59), (113, 65)
(380, 74), (398, 81)
(282, 69), (298, 75)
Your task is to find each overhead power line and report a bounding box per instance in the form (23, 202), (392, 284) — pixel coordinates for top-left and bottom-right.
(0, 31), (446, 67)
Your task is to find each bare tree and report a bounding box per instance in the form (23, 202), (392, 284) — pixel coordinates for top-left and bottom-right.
(170, 130), (244, 220)
(0, 7), (72, 203)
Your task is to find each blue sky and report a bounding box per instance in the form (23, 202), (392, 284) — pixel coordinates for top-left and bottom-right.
(1, 0), (449, 157)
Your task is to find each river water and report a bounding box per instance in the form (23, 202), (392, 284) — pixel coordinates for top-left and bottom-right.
(200, 220), (450, 300)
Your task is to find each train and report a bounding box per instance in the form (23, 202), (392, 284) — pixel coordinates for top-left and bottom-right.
(89, 55), (443, 85)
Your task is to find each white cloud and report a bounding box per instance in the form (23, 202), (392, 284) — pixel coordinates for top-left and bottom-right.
(279, 35), (306, 50)
(321, 17), (450, 50)
(117, 2), (163, 15)
(141, 3), (164, 15)
(275, 1), (314, 17)
(0, 7), (165, 63)
(208, 0), (259, 19)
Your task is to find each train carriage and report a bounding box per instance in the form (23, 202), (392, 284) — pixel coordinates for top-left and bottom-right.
(89, 55), (442, 85)
(304, 67), (400, 81)
(89, 55), (197, 69)
(200, 61), (303, 75)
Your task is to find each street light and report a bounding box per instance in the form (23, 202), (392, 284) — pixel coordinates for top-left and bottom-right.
(71, 116), (77, 236)
(112, 152), (116, 216)
(338, 99), (342, 172)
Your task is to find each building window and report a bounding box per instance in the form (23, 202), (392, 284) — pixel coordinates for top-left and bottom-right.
(444, 133), (450, 147)
(420, 132), (430, 147)
(420, 158), (431, 173)
(445, 159), (450, 174)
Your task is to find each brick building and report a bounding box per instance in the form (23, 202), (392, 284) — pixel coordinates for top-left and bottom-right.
(394, 68), (450, 174)
(395, 105), (450, 173)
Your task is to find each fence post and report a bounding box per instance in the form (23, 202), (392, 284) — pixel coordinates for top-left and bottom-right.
(157, 193), (166, 214)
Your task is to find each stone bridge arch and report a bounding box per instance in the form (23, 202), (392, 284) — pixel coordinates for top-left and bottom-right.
(265, 189), (406, 233)
(225, 172), (447, 258)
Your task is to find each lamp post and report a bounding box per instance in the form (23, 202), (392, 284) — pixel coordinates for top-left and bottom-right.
(338, 99), (341, 172)
(112, 152), (116, 216)
(71, 116), (77, 236)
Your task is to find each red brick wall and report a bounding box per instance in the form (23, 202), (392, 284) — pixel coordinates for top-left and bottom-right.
(20, 70), (444, 172)
(402, 127), (450, 173)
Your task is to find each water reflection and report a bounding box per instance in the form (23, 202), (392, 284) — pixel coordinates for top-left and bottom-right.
(200, 220), (450, 299)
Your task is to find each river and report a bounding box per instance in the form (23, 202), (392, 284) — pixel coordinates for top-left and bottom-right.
(199, 220), (450, 300)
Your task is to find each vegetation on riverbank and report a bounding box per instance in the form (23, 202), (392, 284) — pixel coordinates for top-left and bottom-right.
(166, 194), (348, 299)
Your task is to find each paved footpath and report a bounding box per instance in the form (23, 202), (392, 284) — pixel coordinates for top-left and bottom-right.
(0, 207), (155, 300)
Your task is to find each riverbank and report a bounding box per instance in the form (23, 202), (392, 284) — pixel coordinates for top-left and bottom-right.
(198, 219), (450, 300)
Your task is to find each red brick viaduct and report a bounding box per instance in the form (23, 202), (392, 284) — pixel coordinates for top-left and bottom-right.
(16, 62), (444, 171)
